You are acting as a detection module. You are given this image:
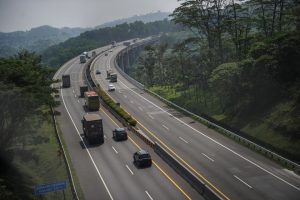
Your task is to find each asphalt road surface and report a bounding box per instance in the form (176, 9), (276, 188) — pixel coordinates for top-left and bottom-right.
(90, 40), (300, 200)
(54, 45), (202, 200)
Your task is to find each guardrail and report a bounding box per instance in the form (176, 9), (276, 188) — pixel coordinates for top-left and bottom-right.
(114, 42), (300, 174)
(52, 58), (81, 200)
(85, 40), (225, 200)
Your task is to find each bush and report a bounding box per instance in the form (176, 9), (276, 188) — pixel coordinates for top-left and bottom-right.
(96, 87), (137, 126)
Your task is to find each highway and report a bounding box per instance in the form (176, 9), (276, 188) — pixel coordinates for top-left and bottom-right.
(54, 45), (202, 200)
(90, 40), (300, 200)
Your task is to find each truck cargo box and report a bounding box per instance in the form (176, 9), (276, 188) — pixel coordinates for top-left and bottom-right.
(62, 74), (71, 88)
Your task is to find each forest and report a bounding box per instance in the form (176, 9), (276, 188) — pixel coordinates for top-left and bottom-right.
(128, 0), (300, 161)
(42, 19), (182, 68)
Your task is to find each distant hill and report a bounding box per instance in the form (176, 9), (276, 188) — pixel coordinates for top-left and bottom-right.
(0, 11), (170, 58)
(96, 11), (170, 29)
(42, 19), (182, 68)
(0, 25), (90, 57)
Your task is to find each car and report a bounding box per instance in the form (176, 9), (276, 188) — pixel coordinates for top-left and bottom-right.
(109, 50), (113, 52)
(112, 128), (128, 141)
(105, 53), (108, 56)
(133, 150), (152, 168)
(108, 84), (115, 91)
(96, 69), (101, 74)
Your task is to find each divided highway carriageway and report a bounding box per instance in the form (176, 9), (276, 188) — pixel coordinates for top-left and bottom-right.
(88, 39), (300, 200)
(53, 43), (202, 200)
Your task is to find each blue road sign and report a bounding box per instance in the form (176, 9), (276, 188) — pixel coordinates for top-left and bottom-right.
(35, 181), (67, 195)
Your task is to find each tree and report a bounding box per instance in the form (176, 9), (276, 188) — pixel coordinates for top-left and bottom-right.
(0, 51), (58, 161)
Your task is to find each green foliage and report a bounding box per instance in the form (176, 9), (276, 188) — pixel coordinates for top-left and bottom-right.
(0, 50), (70, 199)
(128, 1), (300, 161)
(95, 87), (137, 126)
(42, 20), (181, 68)
(0, 50), (58, 155)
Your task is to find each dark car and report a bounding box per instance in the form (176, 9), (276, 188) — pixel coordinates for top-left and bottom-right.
(133, 150), (152, 168)
(112, 128), (127, 141)
(96, 69), (101, 74)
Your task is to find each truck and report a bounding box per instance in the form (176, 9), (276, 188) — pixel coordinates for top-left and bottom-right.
(83, 51), (90, 59)
(112, 41), (116, 47)
(123, 41), (131, 46)
(82, 113), (104, 145)
(106, 69), (113, 79)
(80, 54), (86, 63)
(62, 74), (71, 88)
(79, 85), (88, 97)
(110, 73), (117, 82)
(84, 91), (100, 111)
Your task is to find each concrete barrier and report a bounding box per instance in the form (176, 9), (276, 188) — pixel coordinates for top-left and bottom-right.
(129, 127), (155, 148)
(114, 42), (300, 174)
(154, 143), (223, 200)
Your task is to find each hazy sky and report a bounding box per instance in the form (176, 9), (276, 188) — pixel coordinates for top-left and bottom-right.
(0, 0), (180, 32)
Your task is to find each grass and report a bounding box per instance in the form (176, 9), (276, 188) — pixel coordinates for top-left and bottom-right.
(0, 112), (83, 200)
(56, 122), (85, 200)
(150, 85), (222, 116)
(149, 85), (300, 163)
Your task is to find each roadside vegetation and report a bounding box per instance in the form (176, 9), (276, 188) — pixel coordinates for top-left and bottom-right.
(42, 19), (183, 68)
(0, 51), (75, 199)
(128, 0), (300, 162)
(96, 86), (137, 126)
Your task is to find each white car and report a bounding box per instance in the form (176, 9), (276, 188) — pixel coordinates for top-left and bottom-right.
(108, 84), (115, 91)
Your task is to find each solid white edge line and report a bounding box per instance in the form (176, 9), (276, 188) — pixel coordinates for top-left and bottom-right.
(201, 153), (215, 162)
(61, 88), (114, 200)
(145, 190), (154, 200)
(179, 137), (189, 144)
(112, 146), (118, 154)
(234, 175), (252, 189)
(117, 79), (300, 191)
(125, 164), (134, 175)
(138, 106), (143, 111)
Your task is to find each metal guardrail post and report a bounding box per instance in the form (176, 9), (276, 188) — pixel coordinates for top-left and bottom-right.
(114, 39), (300, 173)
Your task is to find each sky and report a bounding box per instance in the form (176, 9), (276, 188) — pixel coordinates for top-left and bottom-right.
(0, 0), (181, 32)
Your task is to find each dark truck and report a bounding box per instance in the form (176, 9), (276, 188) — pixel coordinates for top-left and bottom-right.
(133, 150), (152, 168)
(79, 85), (88, 97)
(82, 114), (104, 145)
(84, 91), (100, 111)
(62, 74), (71, 88)
(106, 69), (113, 79)
(80, 54), (86, 63)
(110, 73), (117, 82)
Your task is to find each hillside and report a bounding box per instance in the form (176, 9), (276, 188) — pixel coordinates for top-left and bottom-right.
(42, 19), (182, 68)
(96, 11), (170, 29)
(128, 0), (300, 162)
(0, 25), (90, 57)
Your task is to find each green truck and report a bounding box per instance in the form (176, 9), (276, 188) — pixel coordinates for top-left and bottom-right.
(82, 113), (104, 145)
(84, 91), (100, 111)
